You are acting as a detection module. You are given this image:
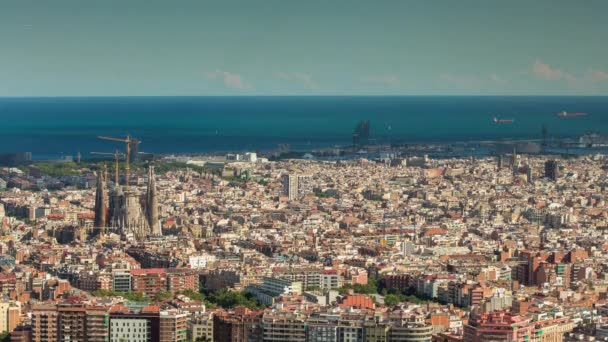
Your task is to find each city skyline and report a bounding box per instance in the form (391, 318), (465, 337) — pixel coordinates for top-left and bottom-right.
(2, 0), (608, 96)
(2, 2), (608, 341)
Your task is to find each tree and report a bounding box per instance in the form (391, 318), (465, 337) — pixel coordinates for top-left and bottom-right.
(257, 179), (269, 186)
(124, 291), (149, 302)
(92, 289), (150, 302)
(92, 289), (117, 297)
(199, 287), (266, 310)
(153, 289), (173, 302)
(338, 277), (379, 295)
(384, 294), (401, 306)
(181, 290), (204, 301)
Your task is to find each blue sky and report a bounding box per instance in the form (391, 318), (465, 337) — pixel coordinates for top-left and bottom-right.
(1, 0), (607, 96)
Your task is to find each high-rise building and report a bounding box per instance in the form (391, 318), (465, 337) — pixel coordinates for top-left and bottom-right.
(353, 120), (370, 149)
(516, 250), (551, 286)
(31, 305), (59, 342)
(0, 152), (32, 166)
(297, 174), (312, 198)
(544, 159), (559, 181)
(31, 303), (109, 342)
(0, 301), (20, 333)
(85, 307), (110, 342)
(243, 152), (257, 162)
(281, 174), (312, 201)
(524, 164), (533, 183)
(7, 306), (20, 334)
(58, 305), (88, 342)
(282, 174), (299, 201)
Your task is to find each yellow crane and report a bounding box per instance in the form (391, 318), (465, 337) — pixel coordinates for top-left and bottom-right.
(91, 150), (124, 185)
(97, 135), (141, 190)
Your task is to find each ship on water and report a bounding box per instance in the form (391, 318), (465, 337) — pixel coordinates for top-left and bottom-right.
(557, 111), (588, 117)
(493, 117), (514, 124)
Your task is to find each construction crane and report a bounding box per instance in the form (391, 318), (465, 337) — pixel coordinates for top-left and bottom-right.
(131, 138), (141, 162)
(91, 150), (124, 185)
(97, 135), (141, 190)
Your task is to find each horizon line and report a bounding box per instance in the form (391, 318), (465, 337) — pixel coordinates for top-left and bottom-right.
(1, 94), (608, 98)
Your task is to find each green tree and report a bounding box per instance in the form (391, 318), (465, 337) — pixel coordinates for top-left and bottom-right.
(92, 289), (150, 302)
(153, 289), (173, 302)
(384, 294), (401, 306)
(338, 277), (379, 295)
(257, 179), (269, 186)
(92, 289), (119, 297)
(124, 291), (149, 302)
(181, 290), (204, 301)
(198, 287), (266, 310)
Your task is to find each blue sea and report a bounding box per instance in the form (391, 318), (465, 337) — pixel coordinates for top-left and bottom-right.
(0, 96), (607, 157)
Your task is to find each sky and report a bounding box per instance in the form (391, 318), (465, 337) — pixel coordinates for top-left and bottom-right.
(1, 0), (608, 96)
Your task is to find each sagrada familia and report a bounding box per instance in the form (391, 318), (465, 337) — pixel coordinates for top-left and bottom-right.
(94, 166), (161, 240)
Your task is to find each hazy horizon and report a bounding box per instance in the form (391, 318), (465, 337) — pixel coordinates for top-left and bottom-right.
(2, 95), (608, 99)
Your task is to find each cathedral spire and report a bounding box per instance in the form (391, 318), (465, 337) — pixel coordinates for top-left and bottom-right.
(94, 170), (107, 229)
(146, 166), (161, 236)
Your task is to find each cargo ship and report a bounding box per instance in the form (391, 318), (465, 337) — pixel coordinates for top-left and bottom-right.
(493, 117), (514, 124)
(557, 111), (588, 117)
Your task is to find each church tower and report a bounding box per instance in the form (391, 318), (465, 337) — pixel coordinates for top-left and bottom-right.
(93, 171), (107, 229)
(146, 166), (161, 236)
(105, 173), (150, 240)
(95, 163), (155, 240)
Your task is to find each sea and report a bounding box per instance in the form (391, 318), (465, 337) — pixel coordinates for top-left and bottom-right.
(0, 96), (607, 158)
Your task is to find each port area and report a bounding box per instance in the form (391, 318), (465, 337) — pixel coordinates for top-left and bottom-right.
(303, 137), (608, 161)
